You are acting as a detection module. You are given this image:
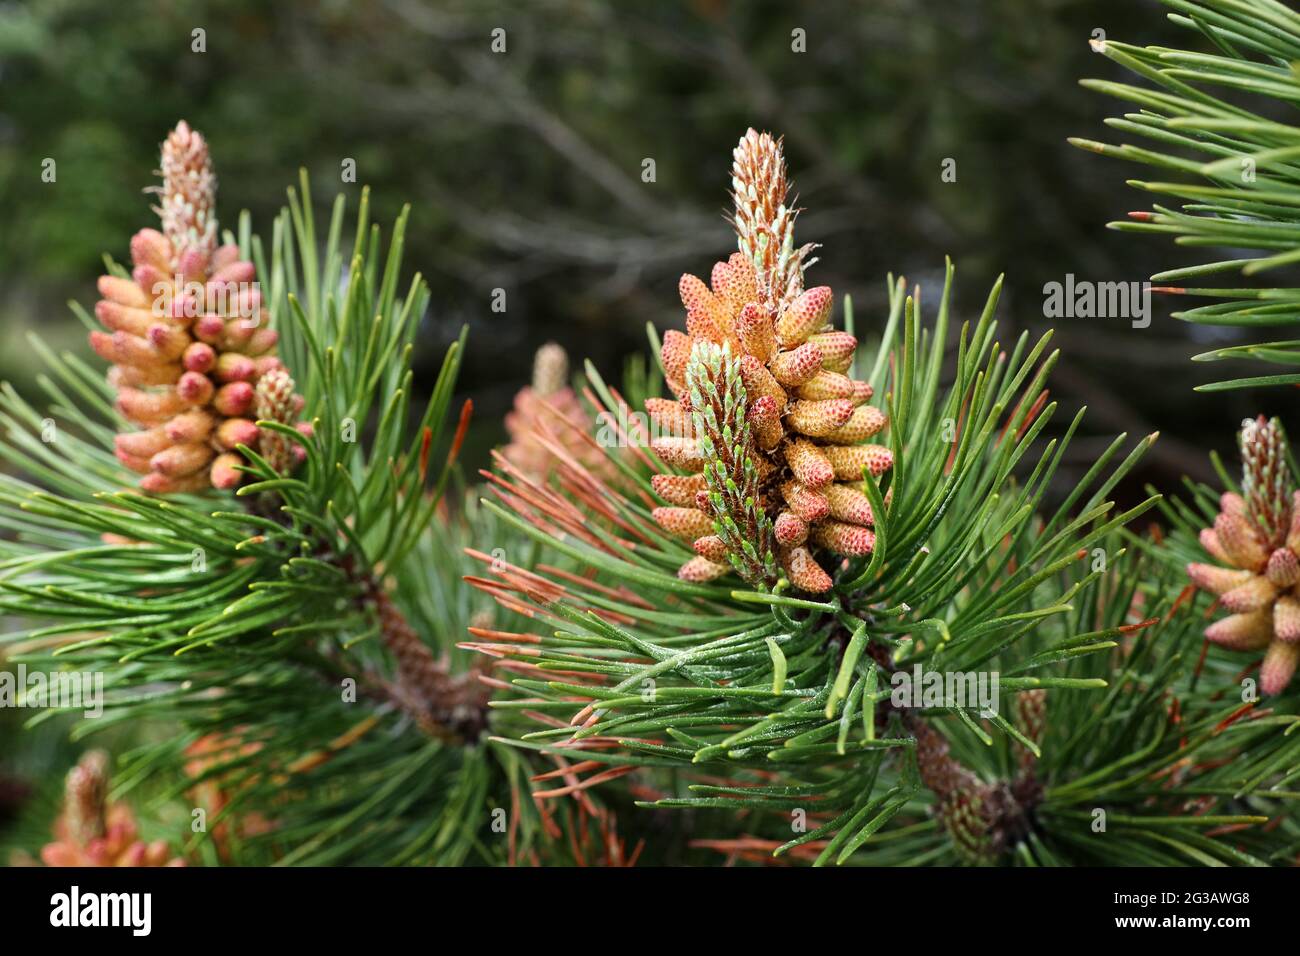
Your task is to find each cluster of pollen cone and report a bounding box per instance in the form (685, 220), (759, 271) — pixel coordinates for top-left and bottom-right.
(92, 121), (309, 493)
(36, 751), (183, 867)
(649, 129), (892, 593)
(502, 342), (613, 482)
(1188, 416), (1300, 695)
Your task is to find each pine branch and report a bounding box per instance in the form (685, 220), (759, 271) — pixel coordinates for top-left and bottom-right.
(0, 134), (584, 863)
(468, 128), (1190, 864)
(1134, 415), (1300, 824)
(1075, 0), (1300, 391)
(347, 555), (491, 742)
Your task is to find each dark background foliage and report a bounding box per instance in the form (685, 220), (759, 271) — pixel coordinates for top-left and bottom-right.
(0, 0), (1287, 496)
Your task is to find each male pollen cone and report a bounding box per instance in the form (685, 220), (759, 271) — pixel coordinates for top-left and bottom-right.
(500, 342), (613, 482)
(38, 751), (184, 867)
(95, 121), (310, 493)
(648, 129), (893, 592)
(1187, 416), (1300, 694)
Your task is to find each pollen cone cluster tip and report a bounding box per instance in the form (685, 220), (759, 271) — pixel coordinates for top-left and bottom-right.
(153, 120), (218, 267)
(650, 130), (892, 592)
